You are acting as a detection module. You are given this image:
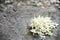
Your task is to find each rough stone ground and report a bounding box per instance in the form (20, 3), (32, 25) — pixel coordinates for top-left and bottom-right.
(0, 0), (60, 40)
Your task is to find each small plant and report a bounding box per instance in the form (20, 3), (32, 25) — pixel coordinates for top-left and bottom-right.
(29, 15), (58, 40)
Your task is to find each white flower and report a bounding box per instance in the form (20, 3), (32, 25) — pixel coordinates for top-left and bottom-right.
(30, 15), (58, 37)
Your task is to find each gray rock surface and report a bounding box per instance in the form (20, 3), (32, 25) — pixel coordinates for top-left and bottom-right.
(0, 0), (60, 40)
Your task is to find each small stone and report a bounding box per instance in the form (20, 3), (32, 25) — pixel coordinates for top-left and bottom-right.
(50, 0), (57, 3)
(17, 2), (21, 6)
(21, 16), (23, 18)
(26, 1), (31, 5)
(37, 2), (42, 6)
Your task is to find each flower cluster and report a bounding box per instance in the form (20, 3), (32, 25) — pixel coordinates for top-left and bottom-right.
(30, 15), (58, 38)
